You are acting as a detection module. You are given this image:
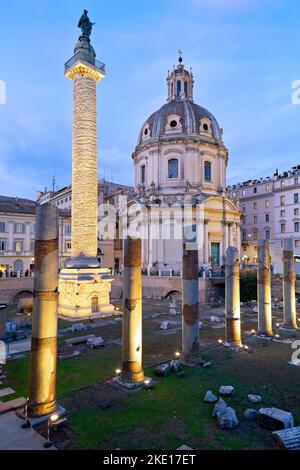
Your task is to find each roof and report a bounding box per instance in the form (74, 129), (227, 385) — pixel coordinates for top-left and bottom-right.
(137, 99), (222, 148)
(0, 195), (36, 215)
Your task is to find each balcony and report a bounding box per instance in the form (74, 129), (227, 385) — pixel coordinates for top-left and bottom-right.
(64, 52), (106, 76)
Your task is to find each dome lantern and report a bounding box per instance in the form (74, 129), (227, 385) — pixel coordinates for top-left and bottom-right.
(167, 51), (194, 102)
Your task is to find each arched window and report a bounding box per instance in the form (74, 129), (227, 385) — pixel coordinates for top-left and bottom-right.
(204, 161), (212, 181)
(141, 165), (146, 184)
(171, 83), (174, 97)
(184, 81), (188, 98)
(177, 80), (181, 98)
(168, 159), (179, 179)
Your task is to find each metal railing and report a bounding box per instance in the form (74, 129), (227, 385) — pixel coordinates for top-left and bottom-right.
(64, 53), (106, 74)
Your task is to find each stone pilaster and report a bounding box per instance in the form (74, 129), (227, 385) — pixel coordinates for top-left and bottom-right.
(29, 204), (58, 416)
(257, 240), (273, 336)
(283, 238), (298, 329)
(225, 246), (242, 346)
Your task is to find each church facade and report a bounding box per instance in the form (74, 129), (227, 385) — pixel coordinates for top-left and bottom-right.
(132, 55), (242, 272)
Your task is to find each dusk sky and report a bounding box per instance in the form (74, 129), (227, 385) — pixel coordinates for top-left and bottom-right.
(1, 0), (300, 199)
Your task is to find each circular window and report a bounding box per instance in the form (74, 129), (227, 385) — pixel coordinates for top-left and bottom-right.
(144, 128), (148, 135)
(203, 123), (209, 131)
(170, 120), (178, 128)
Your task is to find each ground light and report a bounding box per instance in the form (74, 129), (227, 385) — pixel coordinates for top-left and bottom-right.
(115, 368), (121, 376)
(218, 339), (223, 344)
(175, 351), (180, 357)
(43, 414), (59, 448)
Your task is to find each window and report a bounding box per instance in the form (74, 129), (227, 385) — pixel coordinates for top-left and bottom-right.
(243, 216), (246, 225)
(295, 208), (299, 216)
(280, 195), (285, 206)
(14, 241), (23, 253)
(168, 159), (179, 179)
(184, 81), (188, 97)
(253, 202), (257, 210)
(295, 178), (298, 185)
(32, 224), (35, 234)
(14, 223), (25, 234)
(254, 230), (258, 240)
(30, 241), (35, 252)
(281, 210), (286, 217)
(295, 240), (300, 248)
(204, 161), (212, 181)
(265, 230), (270, 240)
(265, 200), (269, 208)
(266, 213), (270, 222)
(177, 80), (181, 98)
(294, 193), (299, 204)
(242, 231), (247, 241)
(295, 222), (299, 233)
(242, 190), (246, 196)
(253, 187), (257, 194)
(0, 222), (5, 232)
(0, 240), (5, 251)
(254, 215), (257, 224)
(64, 225), (71, 236)
(141, 165), (146, 184)
(281, 181), (285, 188)
(281, 223), (286, 234)
(170, 120), (178, 128)
(65, 242), (71, 251)
(265, 184), (270, 191)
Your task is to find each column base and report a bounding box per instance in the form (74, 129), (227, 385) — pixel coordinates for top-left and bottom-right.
(58, 267), (114, 321)
(28, 399), (57, 418)
(111, 375), (148, 390)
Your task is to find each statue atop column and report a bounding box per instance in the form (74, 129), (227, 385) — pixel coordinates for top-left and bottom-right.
(78, 10), (95, 38)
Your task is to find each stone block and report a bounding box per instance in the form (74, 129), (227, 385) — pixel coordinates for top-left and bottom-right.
(204, 390), (218, 403)
(247, 394), (262, 404)
(219, 385), (235, 396)
(154, 363), (170, 377)
(217, 407), (239, 429)
(272, 426), (300, 450)
(258, 407), (294, 431)
(213, 398), (228, 417)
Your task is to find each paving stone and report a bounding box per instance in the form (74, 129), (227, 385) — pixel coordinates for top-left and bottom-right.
(0, 388), (15, 398)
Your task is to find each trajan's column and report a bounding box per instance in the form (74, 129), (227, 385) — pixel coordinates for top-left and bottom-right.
(58, 10), (113, 320)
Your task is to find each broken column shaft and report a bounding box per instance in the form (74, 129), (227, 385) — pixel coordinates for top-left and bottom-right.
(29, 204), (58, 416)
(225, 246), (242, 346)
(257, 240), (273, 336)
(121, 237), (145, 383)
(283, 238), (298, 329)
(182, 225), (200, 360)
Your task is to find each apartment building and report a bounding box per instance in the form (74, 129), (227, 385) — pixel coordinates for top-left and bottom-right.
(229, 165), (300, 274)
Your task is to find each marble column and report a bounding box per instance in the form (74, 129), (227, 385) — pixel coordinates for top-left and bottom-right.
(257, 240), (273, 336)
(29, 204), (58, 416)
(121, 237), (145, 383)
(283, 238), (298, 329)
(58, 33), (113, 320)
(182, 225), (200, 360)
(225, 246), (242, 346)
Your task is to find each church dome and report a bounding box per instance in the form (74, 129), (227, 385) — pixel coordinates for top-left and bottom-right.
(136, 54), (223, 150)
